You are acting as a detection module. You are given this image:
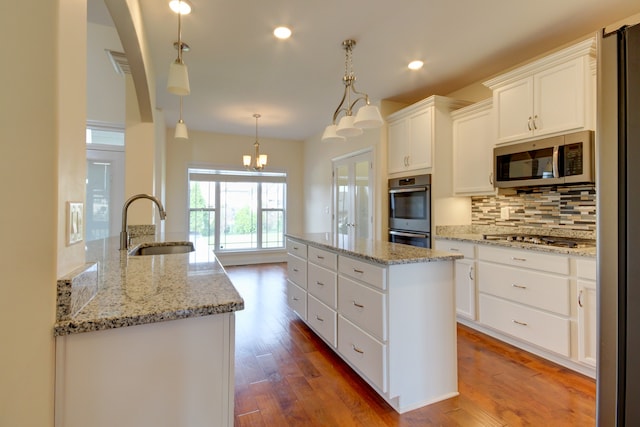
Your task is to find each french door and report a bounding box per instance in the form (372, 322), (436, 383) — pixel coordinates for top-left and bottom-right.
(333, 150), (374, 241)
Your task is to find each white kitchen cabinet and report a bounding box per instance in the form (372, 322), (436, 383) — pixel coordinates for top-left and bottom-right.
(484, 38), (595, 144)
(286, 238), (308, 320)
(387, 96), (470, 175)
(55, 314), (235, 427)
(577, 258), (597, 368)
(451, 99), (496, 195)
(306, 246), (338, 347)
(435, 239), (476, 320)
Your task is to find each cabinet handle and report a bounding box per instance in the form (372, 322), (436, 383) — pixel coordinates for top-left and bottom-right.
(527, 116), (533, 131)
(292, 297), (299, 301)
(511, 257), (527, 262)
(293, 246), (299, 250)
(317, 255), (325, 260)
(352, 344), (364, 354)
(469, 265), (474, 281)
(353, 268), (364, 274)
(316, 281), (325, 286)
(512, 319), (528, 326)
(578, 290), (583, 308)
(449, 248), (459, 251)
(533, 115), (539, 130)
(315, 315), (325, 322)
(293, 268), (299, 272)
(511, 284), (527, 290)
(352, 301), (365, 309)
(489, 172), (494, 185)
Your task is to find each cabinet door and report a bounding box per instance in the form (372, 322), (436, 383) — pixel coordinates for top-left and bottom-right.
(454, 258), (476, 320)
(494, 77), (533, 143)
(387, 119), (408, 173)
(453, 105), (495, 195)
(533, 58), (586, 137)
(407, 106), (433, 170)
(577, 279), (597, 367)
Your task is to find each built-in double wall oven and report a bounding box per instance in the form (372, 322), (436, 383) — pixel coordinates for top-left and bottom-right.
(388, 174), (431, 248)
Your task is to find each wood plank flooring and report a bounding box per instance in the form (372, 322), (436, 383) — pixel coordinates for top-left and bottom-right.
(225, 262), (596, 426)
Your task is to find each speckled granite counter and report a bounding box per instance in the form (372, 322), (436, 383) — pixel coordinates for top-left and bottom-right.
(285, 232), (463, 264)
(54, 235), (244, 336)
(435, 225), (596, 257)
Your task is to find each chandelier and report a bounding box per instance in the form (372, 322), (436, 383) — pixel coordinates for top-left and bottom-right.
(321, 39), (383, 142)
(243, 114), (268, 171)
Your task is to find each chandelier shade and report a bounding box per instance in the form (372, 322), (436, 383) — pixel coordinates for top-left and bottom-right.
(175, 120), (188, 139)
(321, 39), (383, 142)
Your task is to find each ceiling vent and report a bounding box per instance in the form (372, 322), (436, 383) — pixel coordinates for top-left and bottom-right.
(105, 49), (130, 75)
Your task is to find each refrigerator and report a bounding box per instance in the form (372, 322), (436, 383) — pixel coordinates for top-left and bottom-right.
(598, 22), (640, 426)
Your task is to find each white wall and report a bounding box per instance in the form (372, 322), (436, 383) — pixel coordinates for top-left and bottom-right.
(164, 128), (304, 237)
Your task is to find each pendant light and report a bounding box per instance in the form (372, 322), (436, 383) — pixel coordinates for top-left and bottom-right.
(243, 114), (268, 171)
(167, 0), (190, 95)
(321, 40), (383, 142)
(175, 96), (188, 139)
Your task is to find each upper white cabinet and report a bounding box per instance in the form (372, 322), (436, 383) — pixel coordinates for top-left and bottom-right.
(387, 96), (470, 174)
(484, 38), (596, 145)
(451, 99), (496, 195)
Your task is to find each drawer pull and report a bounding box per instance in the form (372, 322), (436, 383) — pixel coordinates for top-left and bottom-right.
(293, 246), (299, 250)
(511, 257), (527, 262)
(292, 297), (300, 301)
(316, 281), (325, 286)
(352, 344), (364, 354)
(512, 319), (528, 326)
(352, 301), (365, 309)
(353, 268), (365, 274)
(315, 315), (324, 322)
(449, 248), (459, 251)
(511, 284), (527, 290)
(293, 268), (299, 272)
(317, 255), (325, 260)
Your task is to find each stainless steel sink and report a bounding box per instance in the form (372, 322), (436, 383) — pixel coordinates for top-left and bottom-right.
(128, 241), (195, 256)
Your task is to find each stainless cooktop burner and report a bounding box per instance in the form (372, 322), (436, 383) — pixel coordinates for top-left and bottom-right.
(482, 233), (596, 249)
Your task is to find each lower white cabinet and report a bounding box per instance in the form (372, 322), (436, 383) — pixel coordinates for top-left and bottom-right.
(436, 237), (597, 377)
(55, 314), (235, 427)
(285, 237), (458, 414)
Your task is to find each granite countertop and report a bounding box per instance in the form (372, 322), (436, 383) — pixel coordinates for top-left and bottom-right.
(286, 232), (463, 265)
(435, 225), (596, 257)
(54, 234), (244, 336)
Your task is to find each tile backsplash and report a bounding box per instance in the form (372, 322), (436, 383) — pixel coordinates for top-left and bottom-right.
(471, 185), (596, 231)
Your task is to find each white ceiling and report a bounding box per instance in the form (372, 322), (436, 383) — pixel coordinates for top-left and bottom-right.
(89, 0), (640, 141)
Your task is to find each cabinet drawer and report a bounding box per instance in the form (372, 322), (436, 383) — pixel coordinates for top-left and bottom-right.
(477, 245), (569, 275)
(479, 294), (570, 356)
(338, 275), (387, 341)
(576, 258), (596, 281)
(339, 256), (386, 290)
(287, 254), (307, 289)
(478, 262), (570, 316)
(308, 246), (337, 271)
(435, 239), (475, 258)
(307, 295), (337, 347)
(287, 280), (307, 320)
(286, 238), (307, 259)
(338, 315), (387, 392)
(308, 263), (337, 308)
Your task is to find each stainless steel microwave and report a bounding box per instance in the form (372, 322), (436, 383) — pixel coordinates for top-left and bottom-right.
(494, 130), (595, 188)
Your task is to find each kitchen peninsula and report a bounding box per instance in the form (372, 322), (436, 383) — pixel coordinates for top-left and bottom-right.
(54, 235), (244, 427)
(285, 233), (463, 414)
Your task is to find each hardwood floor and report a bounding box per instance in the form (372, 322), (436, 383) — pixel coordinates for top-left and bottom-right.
(225, 262), (596, 426)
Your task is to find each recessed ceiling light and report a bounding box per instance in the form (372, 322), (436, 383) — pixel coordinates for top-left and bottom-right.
(408, 60), (424, 70)
(273, 26), (292, 40)
(169, 0), (191, 15)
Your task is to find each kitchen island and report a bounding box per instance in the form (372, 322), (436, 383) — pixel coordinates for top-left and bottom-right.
(54, 235), (244, 427)
(285, 233), (463, 414)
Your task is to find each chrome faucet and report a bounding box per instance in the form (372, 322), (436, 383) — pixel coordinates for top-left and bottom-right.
(120, 194), (167, 250)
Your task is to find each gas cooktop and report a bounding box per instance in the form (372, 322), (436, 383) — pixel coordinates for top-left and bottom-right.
(482, 233), (596, 249)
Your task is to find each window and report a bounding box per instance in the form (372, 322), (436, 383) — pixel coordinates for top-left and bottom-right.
(188, 168), (286, 255)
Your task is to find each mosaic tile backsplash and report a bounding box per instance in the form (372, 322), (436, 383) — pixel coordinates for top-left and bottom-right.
(471, 185), (596, 231)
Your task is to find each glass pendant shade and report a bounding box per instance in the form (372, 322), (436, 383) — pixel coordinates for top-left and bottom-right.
(321, 124), (346, 142)
(167, 61), (190, 95)
(175, 120), (188, 139)
(336, 115), (363, 137)
(258, 154), (268, 167)
(353, 104), (384, 129)
(243, 155), (252, 167)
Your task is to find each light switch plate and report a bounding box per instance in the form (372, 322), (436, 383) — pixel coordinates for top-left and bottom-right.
(67, 202), (84, 245)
